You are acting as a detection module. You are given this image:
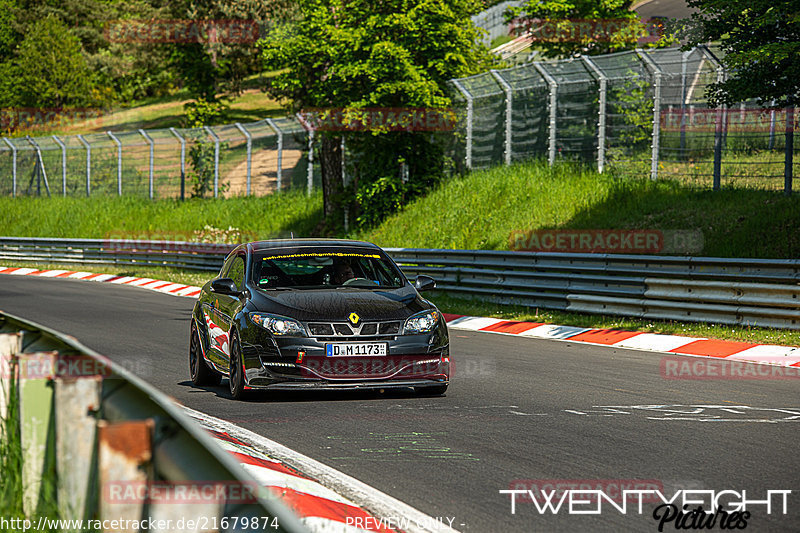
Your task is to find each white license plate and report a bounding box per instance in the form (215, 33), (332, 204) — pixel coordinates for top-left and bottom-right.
(325, 343), (388, 357)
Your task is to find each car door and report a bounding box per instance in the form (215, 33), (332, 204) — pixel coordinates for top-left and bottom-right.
(215, 253), (247, 371)
(202, 254), (236, 369)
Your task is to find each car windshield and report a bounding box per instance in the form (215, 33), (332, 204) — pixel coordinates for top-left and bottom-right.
(251, 249), (406, 290)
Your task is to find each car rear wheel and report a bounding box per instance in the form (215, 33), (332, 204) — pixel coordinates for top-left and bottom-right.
(190, 323), (221, 386)
(415, 384), (448, 396)
(228, 331), (247, 400)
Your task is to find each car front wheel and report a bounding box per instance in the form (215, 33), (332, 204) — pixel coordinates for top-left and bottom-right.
(190, 322), (221, 386)
(228, 331), (247, 400)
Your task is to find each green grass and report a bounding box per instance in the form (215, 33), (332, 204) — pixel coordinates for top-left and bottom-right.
(0, 191), (322, 240)
(356, 160), (800, 258)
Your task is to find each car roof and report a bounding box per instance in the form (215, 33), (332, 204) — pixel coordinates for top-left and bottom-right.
(247, 239), (382, 253)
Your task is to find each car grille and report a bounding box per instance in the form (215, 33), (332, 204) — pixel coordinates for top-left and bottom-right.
(307, 320), (402, 341)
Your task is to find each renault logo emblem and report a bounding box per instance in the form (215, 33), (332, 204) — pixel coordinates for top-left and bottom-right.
(348, 312), (360, 325)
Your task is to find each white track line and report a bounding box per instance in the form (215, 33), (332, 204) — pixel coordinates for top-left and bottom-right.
(183, 406), (460, 533)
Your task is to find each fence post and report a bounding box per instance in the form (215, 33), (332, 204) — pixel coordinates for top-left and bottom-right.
(107, 132), (123, 196)
(786, 106), (794, 196)
(204, 127), (221, 198)
(3, 138), (17, 197)
(680, 51), (691, 155)
(768, 102), (777, 150)
(138, 129), (155, 199)
(52, 135), (67, 196)
(18, 351), (57, 514)
(341, 137), (349, 232)
(637, 50), (663, 181)
(490, 70), (513, 166)
(583, 56), (607, 173)
(533, 62), (558, 166)
(25, 136), (50, 197)
(169, 128), (186, 200)
(265, 118), (283, 192)
(699, 46), (725, 190)
(54, 375), (101, 522)
(451, 79), (473, 169)
(234, 123), (252, 195)
(307, 129), (315, 196)
(77, 134), (91, 196)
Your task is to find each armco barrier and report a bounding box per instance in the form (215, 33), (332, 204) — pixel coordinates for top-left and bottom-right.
(0, 311), (307, 531)
(1, 237), (799, 329)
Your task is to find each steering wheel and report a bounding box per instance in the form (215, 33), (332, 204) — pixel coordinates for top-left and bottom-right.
(342, 277), (370, 286)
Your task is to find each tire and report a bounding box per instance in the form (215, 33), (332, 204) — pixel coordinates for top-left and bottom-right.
(415, 384), (448, 396)
(228, 331), (248, 400)
(190, 322), (221, 386)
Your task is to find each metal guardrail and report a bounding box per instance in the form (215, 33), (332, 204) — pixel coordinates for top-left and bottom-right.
(388, 248), (800, 330)
(0, 311), (308, 531)
(0, 236), (233, 272)
(1, 237), (798, 329)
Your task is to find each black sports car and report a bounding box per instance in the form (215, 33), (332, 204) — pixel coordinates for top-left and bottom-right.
(189, 239), (450, 399)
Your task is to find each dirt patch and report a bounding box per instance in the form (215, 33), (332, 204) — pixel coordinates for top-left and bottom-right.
(223, 147), (303, 196)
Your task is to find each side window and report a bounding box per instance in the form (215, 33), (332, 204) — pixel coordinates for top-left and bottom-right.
(219, 254), (235, 278)
(228, 256), (246, 290)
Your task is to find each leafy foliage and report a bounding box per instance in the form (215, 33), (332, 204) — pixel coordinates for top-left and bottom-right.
(183, 98), (229, 198)
(681, 0), (800, 108)
(168, 0), (296, 101)
(11, 15), (106, 108)
(260, 0), (495, 229)
(505, 0), (664, 58)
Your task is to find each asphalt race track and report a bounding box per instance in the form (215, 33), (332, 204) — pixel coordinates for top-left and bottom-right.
(2, 275), (798, 532)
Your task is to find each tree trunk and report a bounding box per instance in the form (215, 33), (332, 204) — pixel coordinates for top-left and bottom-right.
(319, 134), (343, 226)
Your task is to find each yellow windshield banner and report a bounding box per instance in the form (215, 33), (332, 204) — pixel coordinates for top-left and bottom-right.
(264, 252), (381, 260)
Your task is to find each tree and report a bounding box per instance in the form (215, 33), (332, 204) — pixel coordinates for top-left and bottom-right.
(13, 15), (102, 108)
(681, 0), (800, 108)
(169, 0), (296, 102)
(260, 0), (494, 230)
(505, 0), (652, 59)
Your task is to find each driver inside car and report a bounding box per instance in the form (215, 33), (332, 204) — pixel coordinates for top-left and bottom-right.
(332, 260), (356, 285)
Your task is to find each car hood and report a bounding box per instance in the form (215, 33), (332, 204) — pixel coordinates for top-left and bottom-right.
(248, 284), (431, 322)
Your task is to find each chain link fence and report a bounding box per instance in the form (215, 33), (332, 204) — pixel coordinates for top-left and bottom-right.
(450, 46), (798, 193)
(0, 117), (316, 198)
(3, 46), (796, 198)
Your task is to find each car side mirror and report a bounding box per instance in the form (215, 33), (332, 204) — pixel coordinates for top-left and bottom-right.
(211, 278), (240, 295)
(414, 275), (436, 292)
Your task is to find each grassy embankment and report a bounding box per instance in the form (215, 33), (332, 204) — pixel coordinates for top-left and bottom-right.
(1, 161), (798, 345)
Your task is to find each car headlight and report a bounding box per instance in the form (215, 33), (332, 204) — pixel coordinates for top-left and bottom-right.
(404, 310), (439, 334)
(250, 313), (306, 336)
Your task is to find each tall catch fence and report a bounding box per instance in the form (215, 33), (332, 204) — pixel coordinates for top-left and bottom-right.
(0, 117), (315, 199)
(2, 47), (796, 198)
(451, 46), (798, 193)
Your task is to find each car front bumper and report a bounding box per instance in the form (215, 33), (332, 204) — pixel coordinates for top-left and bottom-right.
(240, 327), (450, 389)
